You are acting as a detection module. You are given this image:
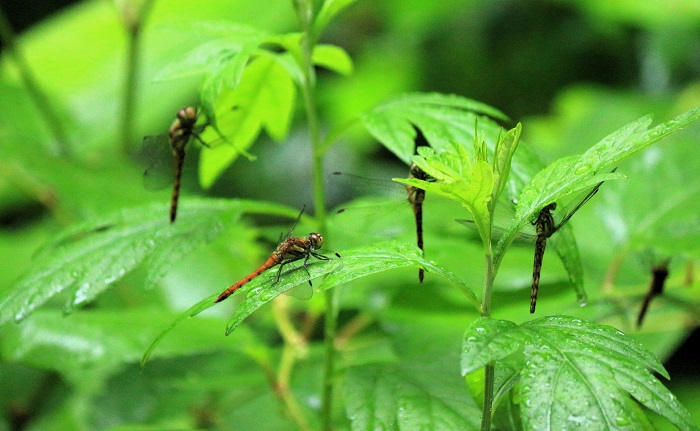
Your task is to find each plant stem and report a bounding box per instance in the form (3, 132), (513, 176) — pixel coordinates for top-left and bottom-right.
(294, 1), (336, 429)
(0, 6), (73, 157)
(480, 244), (495, 430)
(119, 0), (155, 155)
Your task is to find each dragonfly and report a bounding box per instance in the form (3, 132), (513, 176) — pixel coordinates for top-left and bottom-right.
(528, 174), (616, 313)
(215, 206), (340, 303)
(458, 171), (615, 313)
(636, 261), (670, 328)
(407, 163), (430, 282)
(331, 164), (433, 283)
(142, 106), (209, 223)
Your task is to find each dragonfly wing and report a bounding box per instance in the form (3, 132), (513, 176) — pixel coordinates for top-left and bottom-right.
(285, 283), (313, 300)
(141, 134), (175, 191)
(455, 219), (535, 246)
(546, 222), (587, 306)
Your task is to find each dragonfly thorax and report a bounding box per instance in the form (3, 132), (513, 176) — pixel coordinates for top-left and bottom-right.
(169, 107), (198, 151)
(308, 232), (324, 250)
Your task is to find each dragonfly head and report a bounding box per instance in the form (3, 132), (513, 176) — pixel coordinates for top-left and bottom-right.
(308, 232), (324, 250)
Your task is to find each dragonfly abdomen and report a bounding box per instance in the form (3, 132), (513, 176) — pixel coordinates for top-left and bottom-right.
(215, 253), (283, 303)
(169, 148), (186, 223)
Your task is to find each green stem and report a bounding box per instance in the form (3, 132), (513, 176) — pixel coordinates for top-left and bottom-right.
(0, 6), (73, 157)
(481, 364), (495, 431)
(480, 243), (495, 430)
(120, 0), (155, 155)
(294, 1), (336, 429)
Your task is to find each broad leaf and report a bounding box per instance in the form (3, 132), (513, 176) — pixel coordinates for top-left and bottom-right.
(360, 92), (509, 165)
(153, 22), (267, 83)
(198, 54), (296, 188)
(462, 316), (698, 431)
(0, 198), (295, 325)
(345, 364), (480, 431)
(312, 44), (353, 76)
(0, 308), (257, 389)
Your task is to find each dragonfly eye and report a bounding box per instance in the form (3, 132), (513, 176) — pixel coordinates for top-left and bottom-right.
(308, 233), (324, 249)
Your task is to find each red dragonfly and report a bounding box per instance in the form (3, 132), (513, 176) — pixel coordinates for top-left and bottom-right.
(215, 207), (339, 303)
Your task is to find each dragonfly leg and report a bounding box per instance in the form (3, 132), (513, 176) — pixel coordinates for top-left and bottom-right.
(302, 253), (313, 286)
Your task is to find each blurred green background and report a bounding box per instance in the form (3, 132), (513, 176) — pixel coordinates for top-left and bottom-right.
(1, 0), (699, 429)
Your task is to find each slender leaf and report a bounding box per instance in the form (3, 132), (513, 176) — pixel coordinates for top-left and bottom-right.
(495, 108), (700, 266)
(224, 242), (479, 334)
(462, 316), (698, 431)
(314, 0), (359, 37)
(492, 123), (522, 207)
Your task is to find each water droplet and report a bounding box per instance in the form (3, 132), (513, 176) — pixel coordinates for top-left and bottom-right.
(475, 327), (485, 332)
(574, 162), (591, 175)
(259, 290), (276, 301)
(246, 286), (262, 299)
(466, 336), (477, 342)
(615, 416), (630, 426)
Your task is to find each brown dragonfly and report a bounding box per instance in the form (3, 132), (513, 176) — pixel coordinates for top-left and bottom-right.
(458, 170), (615, 313)
(142, 107), (210, 223)
(528, 173), (615, 313)
(332, 164), (433, 283)
(407, 163), (430, 282)
(215, 207), (340, 303)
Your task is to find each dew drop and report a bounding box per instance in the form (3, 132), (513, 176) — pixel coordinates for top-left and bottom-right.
(259, 291), (277, 301)
(615, 416), (630, 426)
(246, 286), (263, 299)
(574, 162), (591, 175)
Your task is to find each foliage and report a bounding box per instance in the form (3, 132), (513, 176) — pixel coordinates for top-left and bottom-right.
(1, 1), (699, 431)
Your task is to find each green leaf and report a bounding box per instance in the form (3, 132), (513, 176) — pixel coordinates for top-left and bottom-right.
(0, 308), (256, 388)
(313, 0), (359, 38)
(153, 23), (266, 82)
(198, 54), (296, 188)
(490, 108), (700, 297)
(312, 44), (353, 76)
(492, 123), (522, 207)
(140, 242), (477, 352)
(345, 363), (480, 431)
(394, 144), (494, 247)
(223, 242), (479, 335)
(0, 198), (294, 325)
(462, 316), (698, 431)
(360, 92), (509, 165)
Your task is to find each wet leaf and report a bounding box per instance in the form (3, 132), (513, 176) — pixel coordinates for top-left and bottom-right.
(0, 198), (295, 325)
(462, 316), (698, 431)
(360, 92), (509, 165)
